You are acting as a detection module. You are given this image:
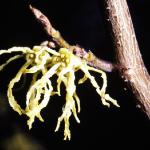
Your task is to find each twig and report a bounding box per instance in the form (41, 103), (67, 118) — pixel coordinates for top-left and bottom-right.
(29, 5), (70, 49)
(29, 5), (116, 72)
(105, 0), (150, 118)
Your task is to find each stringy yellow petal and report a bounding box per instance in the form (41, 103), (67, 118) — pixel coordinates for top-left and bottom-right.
(7, 61), (32, 115)
(0, 55), (23, 71)
(0, 46), (119, 140)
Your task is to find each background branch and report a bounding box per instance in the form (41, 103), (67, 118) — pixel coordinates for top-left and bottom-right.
(105, 0), (150, 118)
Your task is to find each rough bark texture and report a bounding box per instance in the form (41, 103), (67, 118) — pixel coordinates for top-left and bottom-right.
(106, 0), (150, 118)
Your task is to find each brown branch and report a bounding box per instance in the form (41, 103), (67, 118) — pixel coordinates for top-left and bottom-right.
(30, 5), (70, 49)
(29, 5), (116, 72)
(105, 0), (150, 118)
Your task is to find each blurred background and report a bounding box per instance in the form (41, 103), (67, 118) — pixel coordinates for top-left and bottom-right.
(0, 0), (150, 149)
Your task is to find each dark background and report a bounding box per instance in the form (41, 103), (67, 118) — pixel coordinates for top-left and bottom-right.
(0, 0), (150, 149)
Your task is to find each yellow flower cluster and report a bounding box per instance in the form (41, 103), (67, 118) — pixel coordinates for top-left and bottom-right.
(0, 46), (119, 140)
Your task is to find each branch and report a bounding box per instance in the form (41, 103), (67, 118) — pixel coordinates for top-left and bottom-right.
(29, 5), (116, 72)
(29, 5), (70, 49)
(105, 0), (150, 118)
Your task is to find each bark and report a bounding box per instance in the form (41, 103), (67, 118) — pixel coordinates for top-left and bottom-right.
(105, 0), (150, 118)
